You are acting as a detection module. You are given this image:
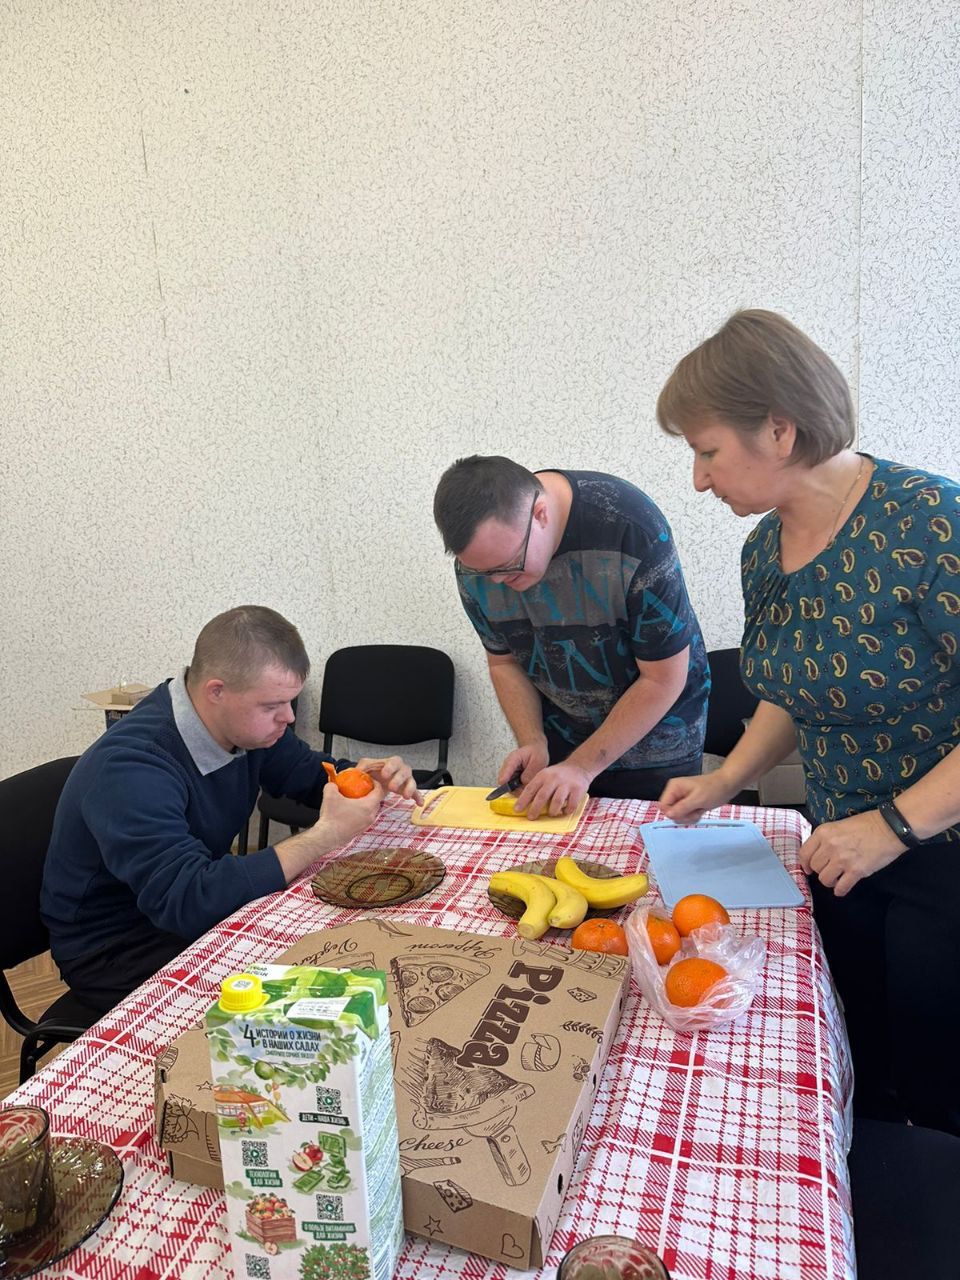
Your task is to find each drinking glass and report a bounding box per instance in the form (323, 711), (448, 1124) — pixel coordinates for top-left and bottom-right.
(557, 1235), (670, 1280)
(0, 1106), (56, 1244)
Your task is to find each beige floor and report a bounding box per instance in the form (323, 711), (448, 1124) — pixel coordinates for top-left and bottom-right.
(0, 952), (69, 1100)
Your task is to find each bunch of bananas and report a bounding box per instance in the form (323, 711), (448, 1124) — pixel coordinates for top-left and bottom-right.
(489, 858), (648, 940)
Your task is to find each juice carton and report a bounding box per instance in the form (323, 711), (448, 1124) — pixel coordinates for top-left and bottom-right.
(206, 965), (404, 1280)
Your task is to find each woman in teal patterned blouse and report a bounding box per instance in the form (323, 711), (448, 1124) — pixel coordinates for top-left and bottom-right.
(655, 309), (960, 1136)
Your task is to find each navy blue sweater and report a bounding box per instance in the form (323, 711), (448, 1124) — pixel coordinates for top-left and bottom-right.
(41, 681), (341, 966)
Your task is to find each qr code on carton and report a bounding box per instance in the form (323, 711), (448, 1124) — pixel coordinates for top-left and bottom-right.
(316, 1194), (344, 1220)
(315, 1086), (342, 1112)
(245, 1256), (270, 1279)
(242, 1141), (269, 1168)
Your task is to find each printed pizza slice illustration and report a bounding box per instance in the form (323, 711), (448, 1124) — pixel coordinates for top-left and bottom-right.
(422, 1037), (517, 1113)
(389, 953), (490, 1027)
(403, 1037), (533, 1129)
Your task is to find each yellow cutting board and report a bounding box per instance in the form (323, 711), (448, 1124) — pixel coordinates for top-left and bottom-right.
(410, 785), (588, 834)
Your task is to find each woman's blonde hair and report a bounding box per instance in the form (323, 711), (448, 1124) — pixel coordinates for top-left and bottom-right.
(656, 309), (855, 466)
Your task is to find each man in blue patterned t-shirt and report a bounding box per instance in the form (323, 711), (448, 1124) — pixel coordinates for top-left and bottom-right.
(434, 455), (708, 818)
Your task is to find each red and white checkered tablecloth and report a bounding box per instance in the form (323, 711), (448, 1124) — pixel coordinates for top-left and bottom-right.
(8, 798), (855, 1280)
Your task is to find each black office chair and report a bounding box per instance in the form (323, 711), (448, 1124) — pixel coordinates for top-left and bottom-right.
(0, 756), (101, 1082)
(256, 644), (455, 849)
(704, 647), (760, 804)
(848, 1118), (960, 1279)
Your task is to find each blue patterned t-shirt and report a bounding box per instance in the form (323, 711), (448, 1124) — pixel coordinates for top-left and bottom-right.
(457, 470), (708, 769)
(741, 456), (960, 834)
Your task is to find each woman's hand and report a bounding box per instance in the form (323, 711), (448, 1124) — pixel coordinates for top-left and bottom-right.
(657, 770), (737, 824)
(799, 810), (909, 896)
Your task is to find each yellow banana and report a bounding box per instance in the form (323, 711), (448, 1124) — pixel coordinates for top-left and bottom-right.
(489, 871), (556, 939)
(489, 795), (533, 818)
(531, 875), (589, 929)
(554, 857), (649, 908)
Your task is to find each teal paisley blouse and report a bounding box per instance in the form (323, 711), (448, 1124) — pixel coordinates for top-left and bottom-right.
(741, 456), (960, 835)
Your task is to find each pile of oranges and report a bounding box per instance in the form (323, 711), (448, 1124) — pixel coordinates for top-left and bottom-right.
(645, 894), (731, 1007)
(568, 891), (738, 1010)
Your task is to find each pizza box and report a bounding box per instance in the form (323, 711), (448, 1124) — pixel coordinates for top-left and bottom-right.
(411, 785), (588, 834)
(155, 919), (629, 1269)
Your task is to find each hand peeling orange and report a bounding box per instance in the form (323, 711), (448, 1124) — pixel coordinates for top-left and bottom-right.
(322, 762), (374, 798)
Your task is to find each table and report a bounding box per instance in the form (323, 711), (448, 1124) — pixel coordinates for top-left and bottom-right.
(8, 798), (855, 1279)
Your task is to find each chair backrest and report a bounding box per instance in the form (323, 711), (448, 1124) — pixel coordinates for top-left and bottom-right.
(704, 648), (759, 758)
(319, 645), (455, 751)
(849, 1117), (960, 1278)
(0, 756), (78, 971)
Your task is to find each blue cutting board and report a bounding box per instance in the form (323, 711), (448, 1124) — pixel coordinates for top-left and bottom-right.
(639, 819), (804, 909)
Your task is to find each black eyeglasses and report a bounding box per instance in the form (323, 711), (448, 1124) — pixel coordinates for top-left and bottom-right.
(455, 493), (538, 579)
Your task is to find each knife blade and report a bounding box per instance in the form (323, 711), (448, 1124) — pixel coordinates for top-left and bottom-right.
(485, 767), (524, 802)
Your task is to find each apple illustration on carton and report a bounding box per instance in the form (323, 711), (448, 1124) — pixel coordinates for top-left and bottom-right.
(291, 1141), (325, 1172)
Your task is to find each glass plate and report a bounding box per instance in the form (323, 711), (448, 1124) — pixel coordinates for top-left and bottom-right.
(311, 847), (446, 907)
(0, 1137), (123, 1278)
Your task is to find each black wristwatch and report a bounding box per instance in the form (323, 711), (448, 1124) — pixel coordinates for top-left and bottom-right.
(877, 799), (922, 848)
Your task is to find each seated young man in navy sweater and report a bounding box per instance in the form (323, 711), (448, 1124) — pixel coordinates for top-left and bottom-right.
(41, 605), (422, 1015)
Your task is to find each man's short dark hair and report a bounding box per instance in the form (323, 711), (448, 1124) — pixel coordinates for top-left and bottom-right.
(433, 456), (542, 555)
(187, 606), (310, 690)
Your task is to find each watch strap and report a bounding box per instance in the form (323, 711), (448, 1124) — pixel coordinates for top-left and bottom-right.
(877, 799), (921, 848)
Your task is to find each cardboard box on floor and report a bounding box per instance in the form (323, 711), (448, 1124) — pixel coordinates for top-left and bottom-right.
(155, 919), (630, 1269)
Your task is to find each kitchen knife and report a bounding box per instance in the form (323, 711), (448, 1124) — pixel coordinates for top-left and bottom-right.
(485, 767), (524, 802)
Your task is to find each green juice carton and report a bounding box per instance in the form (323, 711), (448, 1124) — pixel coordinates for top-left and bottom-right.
(206, 965), (404, 1280)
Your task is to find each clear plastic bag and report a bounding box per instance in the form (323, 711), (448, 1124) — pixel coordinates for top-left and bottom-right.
(625, 905), (766, 1033)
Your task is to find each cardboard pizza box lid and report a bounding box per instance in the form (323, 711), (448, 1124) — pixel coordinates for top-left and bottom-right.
(155, 918), (630, 1269)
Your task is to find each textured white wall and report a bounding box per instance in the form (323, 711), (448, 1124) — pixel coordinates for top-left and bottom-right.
(859, 0), (960, 467)
(1, 1), (956, 786)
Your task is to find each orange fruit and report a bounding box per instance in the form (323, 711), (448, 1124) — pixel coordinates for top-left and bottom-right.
(321, 762), (374, 798)
(664, 957), (728, 1007)
(332, 767), (374, 798)
(570, 918), (629, 956)
(671, 894), (730, 937)
(645, 914), (681, 966)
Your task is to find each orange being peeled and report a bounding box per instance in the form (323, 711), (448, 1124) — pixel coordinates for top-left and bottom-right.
(671, 894), (729, 937)
(645, 914), (681, 965)
(664, 957), (728, 1007)
(322, 762), (374, 798)
(335, 768), (375, 798)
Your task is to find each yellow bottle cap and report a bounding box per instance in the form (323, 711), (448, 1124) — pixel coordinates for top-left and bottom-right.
(219, 973), (266, 1012)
